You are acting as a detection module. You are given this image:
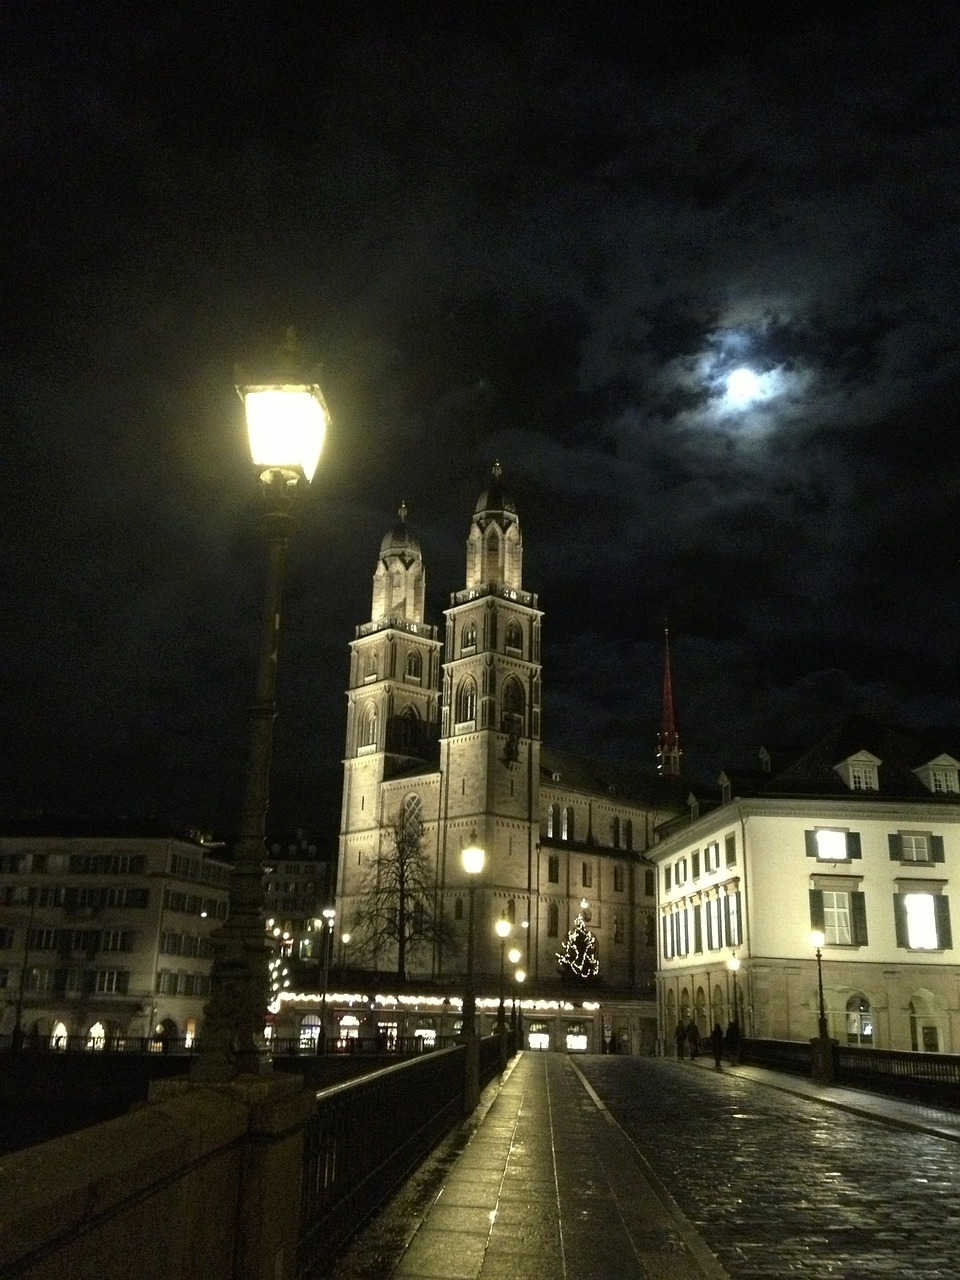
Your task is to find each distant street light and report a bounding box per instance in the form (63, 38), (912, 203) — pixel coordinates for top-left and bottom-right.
(495, 919), (511, 1031)
(193, 332), (329, 1081)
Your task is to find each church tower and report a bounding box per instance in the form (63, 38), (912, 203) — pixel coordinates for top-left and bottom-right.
(657, 625), (682, 777)
(338, 505), (442, 888)
(436, 463), (543, 977)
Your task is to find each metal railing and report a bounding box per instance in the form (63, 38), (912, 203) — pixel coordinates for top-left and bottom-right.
(298, 1043), (467, 1277)
(740, 1037), (960, 1107)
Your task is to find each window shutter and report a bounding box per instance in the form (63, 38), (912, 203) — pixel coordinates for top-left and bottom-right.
(888, 833), (902, 860)
(851, 892), (868, 945)
(809, 889), (825, 932)
(693, 905), (703, 952)
(804, 830), (818, 858)
(846, 831), (862, 860)
(893, 894), (909, 948)
(935, 896), (952, 950)
(706, 901), (714, 950)
(931, 836), (945, 864)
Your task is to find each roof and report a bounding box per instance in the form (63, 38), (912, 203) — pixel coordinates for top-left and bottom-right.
(0, 816), (223, 846)
(540, 745), (687, 811)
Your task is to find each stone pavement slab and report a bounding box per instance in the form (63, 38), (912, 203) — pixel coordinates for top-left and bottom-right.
(329, 1051), (728, 1280)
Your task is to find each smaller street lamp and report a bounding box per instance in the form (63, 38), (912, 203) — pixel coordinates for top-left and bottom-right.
(317, 907), (336, 1053)
(726, 954), (741, 1028)
(495, 919), (511, 1031)
(809, 930), (829, 1038)
(508, 946), (521, 1032)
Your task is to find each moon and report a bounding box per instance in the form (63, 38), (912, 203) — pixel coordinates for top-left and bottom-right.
(726, 367), (762, 405)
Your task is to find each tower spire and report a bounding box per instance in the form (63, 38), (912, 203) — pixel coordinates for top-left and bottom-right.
(658, 624), (682, 777)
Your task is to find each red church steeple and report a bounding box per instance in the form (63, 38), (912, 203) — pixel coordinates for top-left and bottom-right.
(657, 625), (682, 777)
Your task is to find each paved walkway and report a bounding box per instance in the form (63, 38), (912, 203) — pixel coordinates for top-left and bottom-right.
(330, 1052), (960, 1280)
(331, 1051), (729, 1280)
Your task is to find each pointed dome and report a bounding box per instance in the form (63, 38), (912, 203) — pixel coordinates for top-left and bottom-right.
(379, 502), (421, 560)
(474, 461), (517, 518)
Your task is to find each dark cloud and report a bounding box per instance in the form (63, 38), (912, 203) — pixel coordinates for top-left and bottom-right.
(4, 2), (959, 843)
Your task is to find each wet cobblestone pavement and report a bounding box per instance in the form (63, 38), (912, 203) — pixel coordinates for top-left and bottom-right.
(577, 1057), (960, 1279)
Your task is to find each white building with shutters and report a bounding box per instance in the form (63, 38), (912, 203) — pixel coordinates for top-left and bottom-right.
(650, 716), (960, 1054)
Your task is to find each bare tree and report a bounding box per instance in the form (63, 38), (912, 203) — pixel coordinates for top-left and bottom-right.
(351, 809), (456, 981)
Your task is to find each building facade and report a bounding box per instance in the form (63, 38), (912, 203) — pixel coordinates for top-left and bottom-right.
(0, 821), (231, 1047)
(327, 466), (683, 1053)
(651, 717), (960, 1053)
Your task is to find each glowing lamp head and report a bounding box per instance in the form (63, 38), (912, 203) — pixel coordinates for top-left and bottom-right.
(240, 382), (329, 482)
(495, 919), (511, 940)
(810, 929), (826, 949)
(727, 955), (741, 973)
(462, 834), (485, 876)
(515, 970), (526, 984)
(508, 947), (521, 965)
(341, 931), (351, 945)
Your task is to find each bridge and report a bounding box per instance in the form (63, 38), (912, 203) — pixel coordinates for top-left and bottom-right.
(2, 1038), (960, 1278)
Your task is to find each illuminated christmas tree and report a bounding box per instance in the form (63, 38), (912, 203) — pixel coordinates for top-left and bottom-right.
(556, 913), (600, 980)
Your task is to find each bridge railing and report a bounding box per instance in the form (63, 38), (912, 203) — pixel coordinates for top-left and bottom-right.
(740, 1037), (960, 1107)
(298, 1032), (508, 1277)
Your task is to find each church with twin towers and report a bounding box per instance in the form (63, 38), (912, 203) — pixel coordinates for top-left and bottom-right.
(336, 463), (684, 1052)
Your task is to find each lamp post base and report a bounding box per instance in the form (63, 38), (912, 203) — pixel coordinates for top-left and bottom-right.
(810, 1034), (836, 1085)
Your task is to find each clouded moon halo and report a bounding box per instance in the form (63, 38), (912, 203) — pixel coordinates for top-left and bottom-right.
(726, 367), (762, 405)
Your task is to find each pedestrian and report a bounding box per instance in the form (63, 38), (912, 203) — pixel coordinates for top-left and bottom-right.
(711, 1021), (723, 1069)
(674, 1020), (686, 1059)
(686, 1021), (701, 1059)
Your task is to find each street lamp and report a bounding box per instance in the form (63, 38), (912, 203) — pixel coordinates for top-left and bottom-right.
(508, 946), (521, 1033)
(726, 954), (741, 1027)
(515, 969), (526, 1045)
(318, 907), (336, 1052)
(495, 919), (511, 1031)
(461, 834), (485, 1036)
(810, 929), (829, 1038)
(193, 332), (329, 1081)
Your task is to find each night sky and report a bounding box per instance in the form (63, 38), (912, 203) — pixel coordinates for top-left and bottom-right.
(5, 2), (959, 850)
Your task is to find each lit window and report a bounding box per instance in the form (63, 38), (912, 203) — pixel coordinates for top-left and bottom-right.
(817, 830), (847, 861)
(704, 843), (720, 872)
(846, 994), (873, 1046)
(806, 829), (862, 862)
(676, 858), (687, 886)
(895, 889), (951, 951)
(904, 893), (938, 949)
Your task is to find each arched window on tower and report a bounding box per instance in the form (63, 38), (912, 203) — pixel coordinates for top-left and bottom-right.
(455, 677), (477, 726)
(547, 901), (559, 937)
(624, 819), (633, 851)
(500, 677), (525, 735)
(405, 649), (422, 681)
(461, 622), (477, 653)
(393, 705), (420, 752)
(454, 896), (464, 921)
(505, 620), (522, 654)
(403, 792), (423, 837)
(561, 807), (574, 841)
(360, 704), (378, 749)
(483, 526), (501, 583)
(611, 817), (620, 849)
(547, 804), (560, 839)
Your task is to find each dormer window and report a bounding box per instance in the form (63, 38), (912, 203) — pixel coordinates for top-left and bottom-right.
(834, 751), (880, 792)
(718, 771), (731, 804)
(913, 755), (960, 795)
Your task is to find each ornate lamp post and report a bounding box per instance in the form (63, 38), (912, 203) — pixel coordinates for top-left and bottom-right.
(810, 930), (829, 1038)
(809, 929), (835, 1084)
(318, 907), (336, 1052)
(461, 834), (485, 1036)
(508, 946), (521, 1033)
(460, 834), (485, 1113)
(193, 334), (329, 1081)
